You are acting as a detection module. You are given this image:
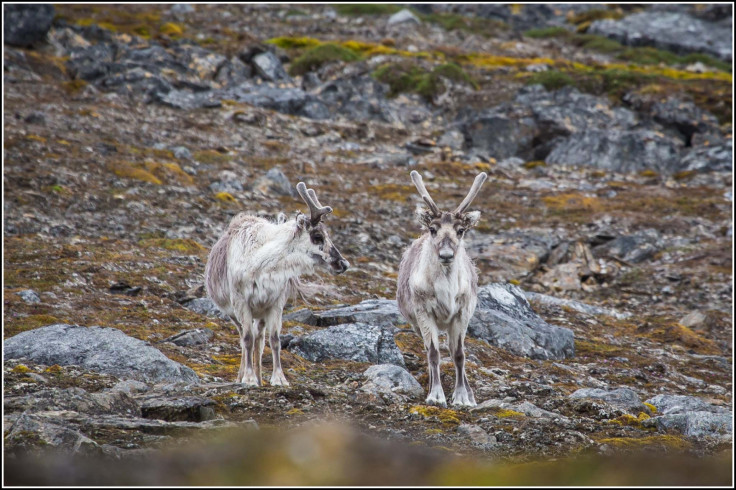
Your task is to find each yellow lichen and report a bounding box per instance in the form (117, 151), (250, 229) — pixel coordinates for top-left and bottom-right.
(608, 412), (651, 427)
(139, 238), (206, 254)
(109, 161), (162, 185)
(214, 191), (237, 203)
(492, 408), (525, 418)
(12, 364), (30, 374)
(597, 435), (691, 451)
(409, 405), (461, 426)
(286, 408), (304, 415)
(159, 22), (183, 36)
(644, 402), (657, 414)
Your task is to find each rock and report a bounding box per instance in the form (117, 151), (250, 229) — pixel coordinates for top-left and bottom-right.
(680, 140), (733, 173)
(215, 56), (252, 86)
(4, 324), (200, 385)
(387, 9), (421, 27)
(23, 111), (46, 125)
(462, 114), (534, 161)
(524, 291), (630, 319)
(438, 129), (465, 150)
(5, 412), (99, 454)
(226, 83), (330, 120)
(3, 4), (55, 47)
(66, 44), (116, 81)
(288, 323), (405, 367)
(4, 386), (140, 416)
(182, 297), (228, 320)
(361, 364), (423, 398)
(592, 229), (662, 264)
(589, 11), (732, 62)
(285, 299), (406, 328)
(251, 51), (291, 82)
(17, 289), (40, 304)
(163, 328), (214, 347)
(457, 424), (495, 445)
(679, 311), (707, 329)
(644, 394), (729, 415)
(253, 167), (294, 196)
(156, 89), (222, 110)
(170, 4), (195, 15)
(140, 396), (217, 422)
(468, 283), (575, 360)
(545, 129), (682, 174)
(649, 411), (732, 439)
(172, 146), (192, 160)
(569, 387), (645, 415)
(473, 398), (568, 421)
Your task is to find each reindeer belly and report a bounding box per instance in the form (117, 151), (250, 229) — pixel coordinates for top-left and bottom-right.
(424, 280), (470, 330)
(239, 273), (288, 317)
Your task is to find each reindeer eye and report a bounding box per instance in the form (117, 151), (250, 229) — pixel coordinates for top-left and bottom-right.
(457, 228), (466, 236)
(429, 227), (437, 236)
(312, 234), (324, 245)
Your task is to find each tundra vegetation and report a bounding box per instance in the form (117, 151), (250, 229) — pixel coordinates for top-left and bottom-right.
(3, 3), (732, 486)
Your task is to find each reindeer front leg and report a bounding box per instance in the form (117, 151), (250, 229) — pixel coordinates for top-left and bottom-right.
(252, 318), (266, 387)
(265, 307), (289, 386)
(448, 326), (476, 407)
(417, 312), (446, 407)
(234, 304), (259, 386)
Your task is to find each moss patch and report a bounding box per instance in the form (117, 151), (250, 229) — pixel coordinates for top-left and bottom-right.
(289, 43), (362, 76)
(597, 435), (691, 452)
(139, 238), (206, 254)
(409, 405), (462, 426)
(373, 61), (476, 100)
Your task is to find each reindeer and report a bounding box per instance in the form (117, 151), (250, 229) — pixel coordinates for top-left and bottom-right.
(204, 182), (349, 386)
(397, 170), (488, 407)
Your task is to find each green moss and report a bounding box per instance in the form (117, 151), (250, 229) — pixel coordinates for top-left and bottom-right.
(419, 12), (507, 37)
(289, 43), (363, 75)
(5, 314), (62, 338)
(266, 36), (322, 50)
(524, 26), (571, 39)
(525, 70), (574, 90)
(62, 79), (88, 94)
(109, 161), (162, 185)
(192, 149), (233, 165)
(373, 61), (476, 100)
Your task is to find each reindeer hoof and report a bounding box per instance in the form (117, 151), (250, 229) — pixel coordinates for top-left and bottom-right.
(242, 373), (260, 387)
(270, 372), (290, 386)
(451, 390), (477, 407)
(425, 393), (447, 407)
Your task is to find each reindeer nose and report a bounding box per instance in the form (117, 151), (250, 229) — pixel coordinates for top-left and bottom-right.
(337, 259), (349, 274)
(439, 249), (454, 263)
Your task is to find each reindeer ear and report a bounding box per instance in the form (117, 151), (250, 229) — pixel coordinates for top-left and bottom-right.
(415, 208), (433, 228)
(295, 212), (310, 230)
(463, 210), (481, 228)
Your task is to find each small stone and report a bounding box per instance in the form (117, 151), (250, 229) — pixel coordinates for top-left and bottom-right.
(457, 424), (495, 445)
(679, 311), (707, 329)
(388, 9), (421, 27)
(17, 289), (40, 304)
(172, 146), (192, 160)
(362, 364), (423, 398)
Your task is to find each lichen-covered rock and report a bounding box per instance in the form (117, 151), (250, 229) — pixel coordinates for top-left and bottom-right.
(361, 364), (423, 398)
(645, 394), (729, 415)
(650, 411), (732, 439)
(17, 289), (40, 304)
(182, 297), (228, 320)
(288, 323), (405, 366)
(387, 9), (421, 27)
(3, 4), (55, 47)
(163, 328), (215, 347)
(4, 387), (140, 416)
(468, 283), (575, 360)
(592, 229), (662, 264)
(4, 324), (200, 384)
(5, 412), (100, 454)
(253, 167), (294, 197)
(589, 11), (732, 62)
(569, 387), (645, 415)
(251, 51), (290, 82)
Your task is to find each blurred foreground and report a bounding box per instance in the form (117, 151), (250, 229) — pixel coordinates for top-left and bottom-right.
(5, 421), (732, 486)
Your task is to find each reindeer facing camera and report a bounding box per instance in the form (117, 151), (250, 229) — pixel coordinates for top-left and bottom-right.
(205, 182), (349, 387)
(397, 171), (488, 407)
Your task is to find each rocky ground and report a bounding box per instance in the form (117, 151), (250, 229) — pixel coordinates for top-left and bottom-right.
(3, 3), (733, 486)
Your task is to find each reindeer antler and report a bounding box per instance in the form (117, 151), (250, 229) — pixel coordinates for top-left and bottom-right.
(453, 172), (487, 215)
(296, 182), (332, 225)
(410, 171), (440, 216)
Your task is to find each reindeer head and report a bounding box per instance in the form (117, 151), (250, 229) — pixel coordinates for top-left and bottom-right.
(295, 182), (350, 275)
(410, 170), (487, 265)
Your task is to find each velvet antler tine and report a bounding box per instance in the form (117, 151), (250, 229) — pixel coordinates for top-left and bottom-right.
(453, 172), (487, 215)
(410, 170), (440, 216)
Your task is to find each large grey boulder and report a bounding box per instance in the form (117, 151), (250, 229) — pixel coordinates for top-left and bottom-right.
(288, 323), (405, 366)
(387, 9), (421, 27)
(569, 387), (645, 414)
(4, 387), (139, 417)
(592, 229), (662, 264)
(361, 364), (423, 398)
(251, 51), (290, 82)
(5, 412), (99, 454)
(468, 283), (575, 360)
(645, 394), (729, 415)
(589, 11), (732, 62)
(545, 129), (683, 174)
(285, 299), (405, 328)
(4, 324), (200, 384)
(182, 297), (228, 320)
(3, 4), (55, 47)
(643, 394), (732, 439)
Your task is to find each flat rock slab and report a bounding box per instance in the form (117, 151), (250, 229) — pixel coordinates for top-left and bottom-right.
(589, 11), (732, 62)
(4, 324), (200, 385)
(468, 283), (575, 360)
(524, 291), (630, 319)
(361, 364), (423, 398)
(288, 323), (405, 367)
(648, 411), (732, 439)
(163, 328), (215, 347)
(569, 387), (645, 415)
(285, 299), (406, 328)
(182, 297), (228, 320)
(645, 394), (730, 415)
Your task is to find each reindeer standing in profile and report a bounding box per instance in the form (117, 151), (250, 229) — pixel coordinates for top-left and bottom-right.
(397, 171), (488, 407)
(205, 182), (349, 386)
